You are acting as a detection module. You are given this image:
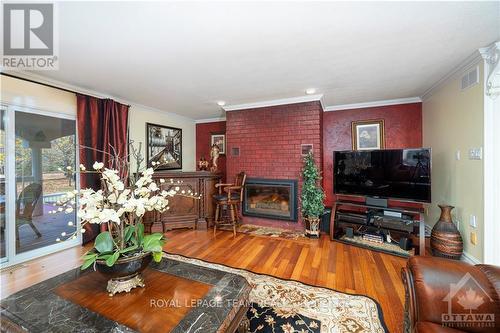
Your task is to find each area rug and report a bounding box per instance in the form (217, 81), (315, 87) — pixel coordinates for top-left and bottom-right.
(164, 253), (388, 333)
(219, 224), (308, 240)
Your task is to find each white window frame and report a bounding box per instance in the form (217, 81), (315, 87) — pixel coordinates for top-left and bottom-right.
(1, 103), (81, 268)
(480, 42), (500, 266)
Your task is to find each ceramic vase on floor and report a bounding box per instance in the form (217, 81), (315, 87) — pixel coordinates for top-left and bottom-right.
(430, 205), (463, 260)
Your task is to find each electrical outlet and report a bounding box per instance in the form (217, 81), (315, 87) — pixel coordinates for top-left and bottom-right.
(469, 148), (483, 160)
(455, 150), (461, 161)
(469, 215), (477, 228)
(470, 232), (477, 245)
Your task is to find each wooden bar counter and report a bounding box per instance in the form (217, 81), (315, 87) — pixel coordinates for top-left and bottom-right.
(144, 171), (221, 232)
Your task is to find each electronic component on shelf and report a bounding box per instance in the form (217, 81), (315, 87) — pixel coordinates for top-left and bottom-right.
(371, 215), (415, 233)
(336, 211), (367, 225)
(362, 233), (384, 244)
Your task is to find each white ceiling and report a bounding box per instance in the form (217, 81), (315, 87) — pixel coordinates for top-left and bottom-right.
(37, 1), (499, 120)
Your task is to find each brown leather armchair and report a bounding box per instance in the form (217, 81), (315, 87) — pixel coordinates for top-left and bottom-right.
(402, 256), (500, 333)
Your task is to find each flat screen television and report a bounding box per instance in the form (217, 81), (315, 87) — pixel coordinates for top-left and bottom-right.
(333, 148), (431, 203)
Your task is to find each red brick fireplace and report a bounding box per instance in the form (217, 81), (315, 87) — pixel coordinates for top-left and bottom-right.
(225, 101), (323, 229)
(196, 100), (423, 230)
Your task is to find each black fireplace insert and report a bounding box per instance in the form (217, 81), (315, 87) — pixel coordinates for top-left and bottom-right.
(243, 178), (298, 222)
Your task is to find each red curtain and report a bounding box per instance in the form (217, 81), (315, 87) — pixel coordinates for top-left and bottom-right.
(76, 94), (129, 243)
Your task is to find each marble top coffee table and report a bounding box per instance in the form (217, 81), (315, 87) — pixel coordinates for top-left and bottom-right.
(0, 257), (251, 333)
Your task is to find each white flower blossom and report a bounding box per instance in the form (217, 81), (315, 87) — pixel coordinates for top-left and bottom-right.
(93, 161), (104, 170)
(98, 209), (121, 224)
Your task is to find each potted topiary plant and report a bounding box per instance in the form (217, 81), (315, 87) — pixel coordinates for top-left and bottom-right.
(301, 151), (325, 238)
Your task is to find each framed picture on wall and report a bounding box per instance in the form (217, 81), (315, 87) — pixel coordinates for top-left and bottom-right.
(351, 119), (385, 150)
(146, 123), (182, 170)
(211, 133), (226, 155)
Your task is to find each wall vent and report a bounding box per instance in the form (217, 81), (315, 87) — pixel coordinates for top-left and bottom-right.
(461, 66), (479, 90)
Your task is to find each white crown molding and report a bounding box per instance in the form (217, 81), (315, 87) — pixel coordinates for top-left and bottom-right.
(223, 94), (324, 112)
(1, 70), (196, 122)
(323, 97), (422, 112)
(479, 41), (500, 98)
(421, 50), (483, 101)
(195, 117), (227, 124)
(462, 251), (481, 265)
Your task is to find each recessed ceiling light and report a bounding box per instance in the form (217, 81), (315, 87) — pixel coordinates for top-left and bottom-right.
(217, 101), (226, 106)
(305, 88), (316, 95)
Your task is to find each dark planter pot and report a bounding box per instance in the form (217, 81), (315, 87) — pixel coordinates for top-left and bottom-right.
(95, 252), (152, 296)
(304, 216), (320, 238)
(430, 205), (463, 260)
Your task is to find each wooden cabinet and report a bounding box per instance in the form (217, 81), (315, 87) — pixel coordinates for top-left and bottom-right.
(144, 171), (221, 233)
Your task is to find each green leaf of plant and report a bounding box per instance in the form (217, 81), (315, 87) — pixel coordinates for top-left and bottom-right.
(81, 256), (97, 270)
(119, 244), (138, 254)
(94, 232), (113, 253)
(143, 241), (163, 253)
(82, 252), (98, 261)
(142, 234), (164, 252)
(105, 251), (120, 267)
(148, 233), (164, 241)
(97, 253), (113, 260)
(136, 223), (144, 245)
(124, 225), (135, 242)
(152, 251), (163, 262)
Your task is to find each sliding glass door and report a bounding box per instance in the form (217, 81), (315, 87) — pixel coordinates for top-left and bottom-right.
(1, 109), (6, 263)
(1, 105), (80, 266)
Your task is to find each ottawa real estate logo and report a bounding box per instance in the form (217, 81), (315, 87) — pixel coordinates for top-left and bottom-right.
(2, 2), (58, 70)
(442, 272), (496, 329)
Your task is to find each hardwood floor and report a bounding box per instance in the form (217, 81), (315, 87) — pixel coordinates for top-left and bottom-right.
(1, 229), (408, 333)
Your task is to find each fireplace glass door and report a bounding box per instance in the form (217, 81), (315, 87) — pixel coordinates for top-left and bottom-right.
(243, 179), (298, 222)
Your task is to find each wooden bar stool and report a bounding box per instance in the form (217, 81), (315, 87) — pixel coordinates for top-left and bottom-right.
(213, 172), (246, 237)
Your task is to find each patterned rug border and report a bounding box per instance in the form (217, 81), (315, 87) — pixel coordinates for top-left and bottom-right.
(163, 251), (389, 333)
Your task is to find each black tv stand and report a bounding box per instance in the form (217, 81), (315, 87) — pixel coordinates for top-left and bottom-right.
(365, 197), (388, 208)
(330, 199), (426, 257)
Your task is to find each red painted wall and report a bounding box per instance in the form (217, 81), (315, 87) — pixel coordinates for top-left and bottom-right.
(226, 101), (323, 229)
(322, 103), (423, 207)
(195, 121), (226, 181)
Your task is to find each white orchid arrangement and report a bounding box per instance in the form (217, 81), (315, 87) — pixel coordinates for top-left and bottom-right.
(53, 143), (199, 270)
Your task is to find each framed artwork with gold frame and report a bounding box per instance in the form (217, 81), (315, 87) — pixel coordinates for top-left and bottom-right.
(351, 119), (385, 151)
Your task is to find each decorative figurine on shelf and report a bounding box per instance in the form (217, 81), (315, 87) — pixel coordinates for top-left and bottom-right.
(198, 156), (209, 171)
(210, 144), (220, 172)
